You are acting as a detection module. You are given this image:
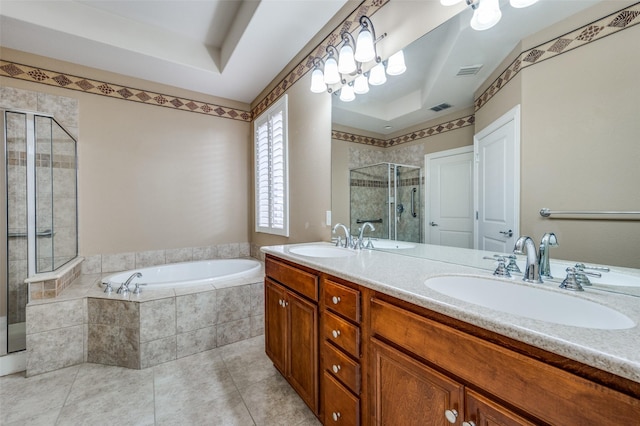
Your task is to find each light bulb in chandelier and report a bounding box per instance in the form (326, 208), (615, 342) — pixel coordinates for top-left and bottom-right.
(510, 0), (538, 8)
(386, 50), (406, 76)
(310, 67), (326, 93)
(470, 0), (502, 31)
(338, 33), (357, 75)
(354, 16), (377, 63)
(369, 62), (387, 86)
(339, 84), (356, 102)
(353, 73), (369, 94)
(323, 55), (341, 85)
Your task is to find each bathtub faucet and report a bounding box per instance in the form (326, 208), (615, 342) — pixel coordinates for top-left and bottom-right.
(117, 272), (143, 295)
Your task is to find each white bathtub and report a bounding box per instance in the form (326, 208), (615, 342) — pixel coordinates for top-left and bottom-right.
(102, 259), (262, 289)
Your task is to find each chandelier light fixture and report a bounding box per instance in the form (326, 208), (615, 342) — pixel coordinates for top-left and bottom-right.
(441, 0), (538, 31)
(309, 15), (406, 102)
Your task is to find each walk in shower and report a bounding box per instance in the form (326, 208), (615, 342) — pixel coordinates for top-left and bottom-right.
(2, 109), (78, 355)
(350, 163), (422, 243)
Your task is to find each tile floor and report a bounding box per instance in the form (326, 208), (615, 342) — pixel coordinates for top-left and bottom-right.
(0, 336), (321, 425)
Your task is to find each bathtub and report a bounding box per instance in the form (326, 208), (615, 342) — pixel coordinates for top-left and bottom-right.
(102, 258), (262, 289)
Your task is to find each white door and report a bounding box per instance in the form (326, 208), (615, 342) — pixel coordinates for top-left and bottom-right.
(474, 105), (520, 252)
(425, 146), (474, 248)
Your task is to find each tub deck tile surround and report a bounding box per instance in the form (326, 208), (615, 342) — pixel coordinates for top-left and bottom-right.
(80, 242), (251, 275)
(25, 256), (265, 376)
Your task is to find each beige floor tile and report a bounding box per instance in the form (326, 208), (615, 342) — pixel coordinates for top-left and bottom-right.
(0, 365), (79, 424)
(0, 335), (312, 426)
(240, 373), (318, 426)
(65, 362), (154, 405)
(220, 335), (279, 390)
(156, 389), (255, 426)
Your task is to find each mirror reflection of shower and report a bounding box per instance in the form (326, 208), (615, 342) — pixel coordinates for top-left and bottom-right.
(2, 109), (78, 354)
(350, 162), (422, 243)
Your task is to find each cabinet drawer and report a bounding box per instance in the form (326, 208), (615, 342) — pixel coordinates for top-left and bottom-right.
(323, 311), (360, 358)
(323, 279), (360, 323)
(323, 371), (360, 425)
(265, 257), (318, 301)
(322, 341), (361, 394)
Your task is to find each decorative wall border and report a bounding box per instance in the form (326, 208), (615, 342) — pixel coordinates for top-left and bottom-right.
(475, 2), (640, 111)
(0, 60), (252, 122)
(251, 0), (389, 118)
(333, 114), (475, 148)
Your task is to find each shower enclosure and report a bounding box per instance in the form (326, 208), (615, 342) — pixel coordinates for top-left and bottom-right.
(350, 163), (422, 243)
(2, 109), (78, 355)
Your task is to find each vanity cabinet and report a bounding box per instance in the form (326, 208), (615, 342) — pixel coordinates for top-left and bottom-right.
(369, 296), (640, 426)
(264, 256), (319, 414)
(321, 278), (363, 425)
(263, 254), (640, 426)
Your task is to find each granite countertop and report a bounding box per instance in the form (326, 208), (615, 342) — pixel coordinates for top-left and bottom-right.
(261, 242), (640, 384)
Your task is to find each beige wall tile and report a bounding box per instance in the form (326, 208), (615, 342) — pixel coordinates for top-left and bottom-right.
(176, 290), (217, 333)
(26, 299), (84, 334)
(139, 298), (176, 342)
(26, 325), (84, 376)
(217, 318), (250, 347)
(176, 326), (217, 359)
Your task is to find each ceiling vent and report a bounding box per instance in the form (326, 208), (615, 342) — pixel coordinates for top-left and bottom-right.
(430, 102), (452, 112)
(456, 64), (483, 76)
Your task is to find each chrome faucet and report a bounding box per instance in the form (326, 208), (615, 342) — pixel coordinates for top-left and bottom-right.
(513, 236), (542, 283)
(538, 232), (558, 279)
(117, 272), (142, 295)
(357, 222), (375, 249)
(332, 223), (351, 248)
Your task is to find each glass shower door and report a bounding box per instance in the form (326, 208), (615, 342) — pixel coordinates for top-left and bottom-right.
(4, 111), (29, 353)
(3, 111), (78, 354)
(395, 165), (422, 243)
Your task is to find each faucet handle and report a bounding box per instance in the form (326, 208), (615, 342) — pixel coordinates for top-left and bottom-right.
(505, 255), (521, 273)
(573, 263), (602, 286)
(132, 282), (147, 295)
(484, 256), (511, 278)
(102, 282), (113, 294)
(574, 263), (609, 273)
(559, 267), (585, 291)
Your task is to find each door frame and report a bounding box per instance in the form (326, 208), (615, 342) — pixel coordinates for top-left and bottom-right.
(473, 104), (521, 250)
(424, 145), (474, 245)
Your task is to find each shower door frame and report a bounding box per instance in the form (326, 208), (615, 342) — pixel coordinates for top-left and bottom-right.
(2, 108), (79, 356)
(349, 162), (422, 243)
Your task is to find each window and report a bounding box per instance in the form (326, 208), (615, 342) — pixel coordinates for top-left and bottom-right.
(254, 95), (289, 236)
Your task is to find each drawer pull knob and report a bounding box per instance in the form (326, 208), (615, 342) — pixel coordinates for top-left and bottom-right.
(332, 412), (341, 422)
(332, 364), (341, 373)
(332, 329), (341, 339)
(462, 422), (476, 426)
(444, 409), (458, 424)
(278, 299), (283, 306)
(332, 296), (341, 304)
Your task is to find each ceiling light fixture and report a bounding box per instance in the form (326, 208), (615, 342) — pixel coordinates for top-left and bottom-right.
(440, 0), (538, 31)
(309, 15), (406, 101)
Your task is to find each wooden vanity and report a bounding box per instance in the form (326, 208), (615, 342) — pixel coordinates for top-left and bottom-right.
(263, 253), (640, 425)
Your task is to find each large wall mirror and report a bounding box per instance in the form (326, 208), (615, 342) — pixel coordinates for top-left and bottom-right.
(331, 0), (640, 294)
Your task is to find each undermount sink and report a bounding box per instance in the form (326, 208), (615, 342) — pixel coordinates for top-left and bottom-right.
(370, 239), (416, 249)
(288, 244), (356, 258)
(425, 275), (635, 330)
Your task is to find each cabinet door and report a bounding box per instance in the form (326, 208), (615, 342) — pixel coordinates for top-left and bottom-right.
(371, 338), (464, 426)
(465, 389), (537, 426)
(288, 290), (319, 413)
(265, 279), (287, 374)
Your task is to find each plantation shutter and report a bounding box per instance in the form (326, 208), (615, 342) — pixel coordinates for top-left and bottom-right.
(254, 95), (289, 236)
